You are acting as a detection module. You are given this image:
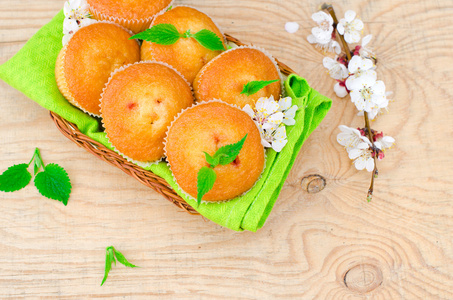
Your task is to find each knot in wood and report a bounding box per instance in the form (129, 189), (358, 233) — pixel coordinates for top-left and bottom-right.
(344, 264), (383, 293)
(301, 174), (326, 193)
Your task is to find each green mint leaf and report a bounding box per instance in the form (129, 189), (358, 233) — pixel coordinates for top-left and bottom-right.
(31, 148), (44, 175)
(113, 247), (138, 268)
(101, 247), (115, 286)
(130, 24), (180, 45)
(166, 5), (172, 11)
(192, 29), (225, 51)
(34, 163), (72, 206)
(204, 152), (223, 168)
(215, 134), (247, 166)
(240, 79), (279, 96)
(197, 166), (216, 207)
(0, 164), (32, 192)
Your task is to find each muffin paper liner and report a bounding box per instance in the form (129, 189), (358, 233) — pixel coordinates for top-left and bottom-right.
(100, 60), (193, 168)
(194, 45), (285, 100)
(163, 99), (267, 204)
(57, 21), (139, 118)
(88, 0), (175, 33)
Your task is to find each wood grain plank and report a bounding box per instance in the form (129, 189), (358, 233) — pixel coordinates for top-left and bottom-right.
(0, 0), (452, 298)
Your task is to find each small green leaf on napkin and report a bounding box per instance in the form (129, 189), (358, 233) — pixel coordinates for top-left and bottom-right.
(0, 164), (32, 192)
(101, 246), (138, 286)
(241, 79), (279, 96)
(197, 166), (216, 207)
(131, 24), (180, 45)
(192, 29), (225, 51)
(34, 163), (72, 206)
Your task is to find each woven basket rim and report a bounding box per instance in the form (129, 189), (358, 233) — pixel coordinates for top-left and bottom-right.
(50, 33), (297, 215)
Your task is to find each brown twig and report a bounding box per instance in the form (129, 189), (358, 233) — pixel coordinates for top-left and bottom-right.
(322, 3), (378, 201)
(322, 3), (352, 61)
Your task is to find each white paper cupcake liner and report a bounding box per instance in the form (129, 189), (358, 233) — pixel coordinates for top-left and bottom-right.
(88, 0), (174, 33)
(57, 21), (139, 118)
(194, 45), (285, 100)
(163, 99), (267, 205)
(100, 60), (193, 168)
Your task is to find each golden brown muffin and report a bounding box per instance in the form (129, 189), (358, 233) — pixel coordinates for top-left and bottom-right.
(193, 47), (281, 109)
(166, 101), (265, 202)
(141, 6), (225, 84)
(55, 22), (140, 116)
(101, 62), (193, 165)
(87, 0), (173, 33)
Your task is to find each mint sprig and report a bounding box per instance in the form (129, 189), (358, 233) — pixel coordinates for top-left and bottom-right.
(196, 134), (247, 206)
(131, 23), (225, 51)
(101, 246), (138, 286)
(0, 148), (71, 205)
(241, 79), (280, 96)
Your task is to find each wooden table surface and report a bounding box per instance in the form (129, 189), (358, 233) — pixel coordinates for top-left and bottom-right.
(1, 0), (452, 298)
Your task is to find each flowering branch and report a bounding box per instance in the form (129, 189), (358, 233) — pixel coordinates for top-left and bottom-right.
(322, 4), (352, 61)
(309, 4), (395, 202)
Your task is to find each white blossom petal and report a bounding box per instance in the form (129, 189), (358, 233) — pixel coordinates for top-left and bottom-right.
(272, 139), (288, 152)
(337, 23), (345, 35)
(362, 34), (372, 47)
(278, 97), (292, 111)
(365, 157), (375, 172)
(285, 22), (300, 34)
(345, 10), (357, 22)
(334, 82), (348, 98)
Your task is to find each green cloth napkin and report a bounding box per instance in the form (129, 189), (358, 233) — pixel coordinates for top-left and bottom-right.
(0, 11), (331, 232)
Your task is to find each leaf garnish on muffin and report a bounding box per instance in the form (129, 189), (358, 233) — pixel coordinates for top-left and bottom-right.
(131, 24), (225, 51)
(241, 79), (280, 96)
(197, 134), (247, 206)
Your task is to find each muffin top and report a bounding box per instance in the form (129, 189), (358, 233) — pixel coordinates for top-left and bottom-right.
(193, 47), (281, 109)
(87, 0), (173, 21)
(101, 62), (194, 164)
(141, 6), (225, 84)
(165, 101), (265, 202)
(62, 22), (140, 116)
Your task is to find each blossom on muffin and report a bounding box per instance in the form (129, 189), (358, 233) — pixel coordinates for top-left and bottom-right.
(62, 0), (96, 45)
(243, 95), (298, 152)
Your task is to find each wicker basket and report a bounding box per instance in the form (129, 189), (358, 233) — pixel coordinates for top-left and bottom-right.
(50, 34), (297, 215)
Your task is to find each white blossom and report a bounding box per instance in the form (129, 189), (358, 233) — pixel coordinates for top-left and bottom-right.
(307, 11), (341, 54)
(262, 126), (288, 152)
(323, 56), (348, 80)
(350, 79), (387, 112)
(62, 0), (96, 45)
(64, 0), (91, 20)
(278, 97), (298, 126)
(243, 96), (298, 152)
(244, 96), (283, 131)
(337, 125), (371, 152)
(334, 82), (348, 98)
(348, 142), (375, 172)
(359, 34), (375, 60)
(374, 135), (395, 151)
(345, 55), (377, 91)
(337, 10), (364, 44)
